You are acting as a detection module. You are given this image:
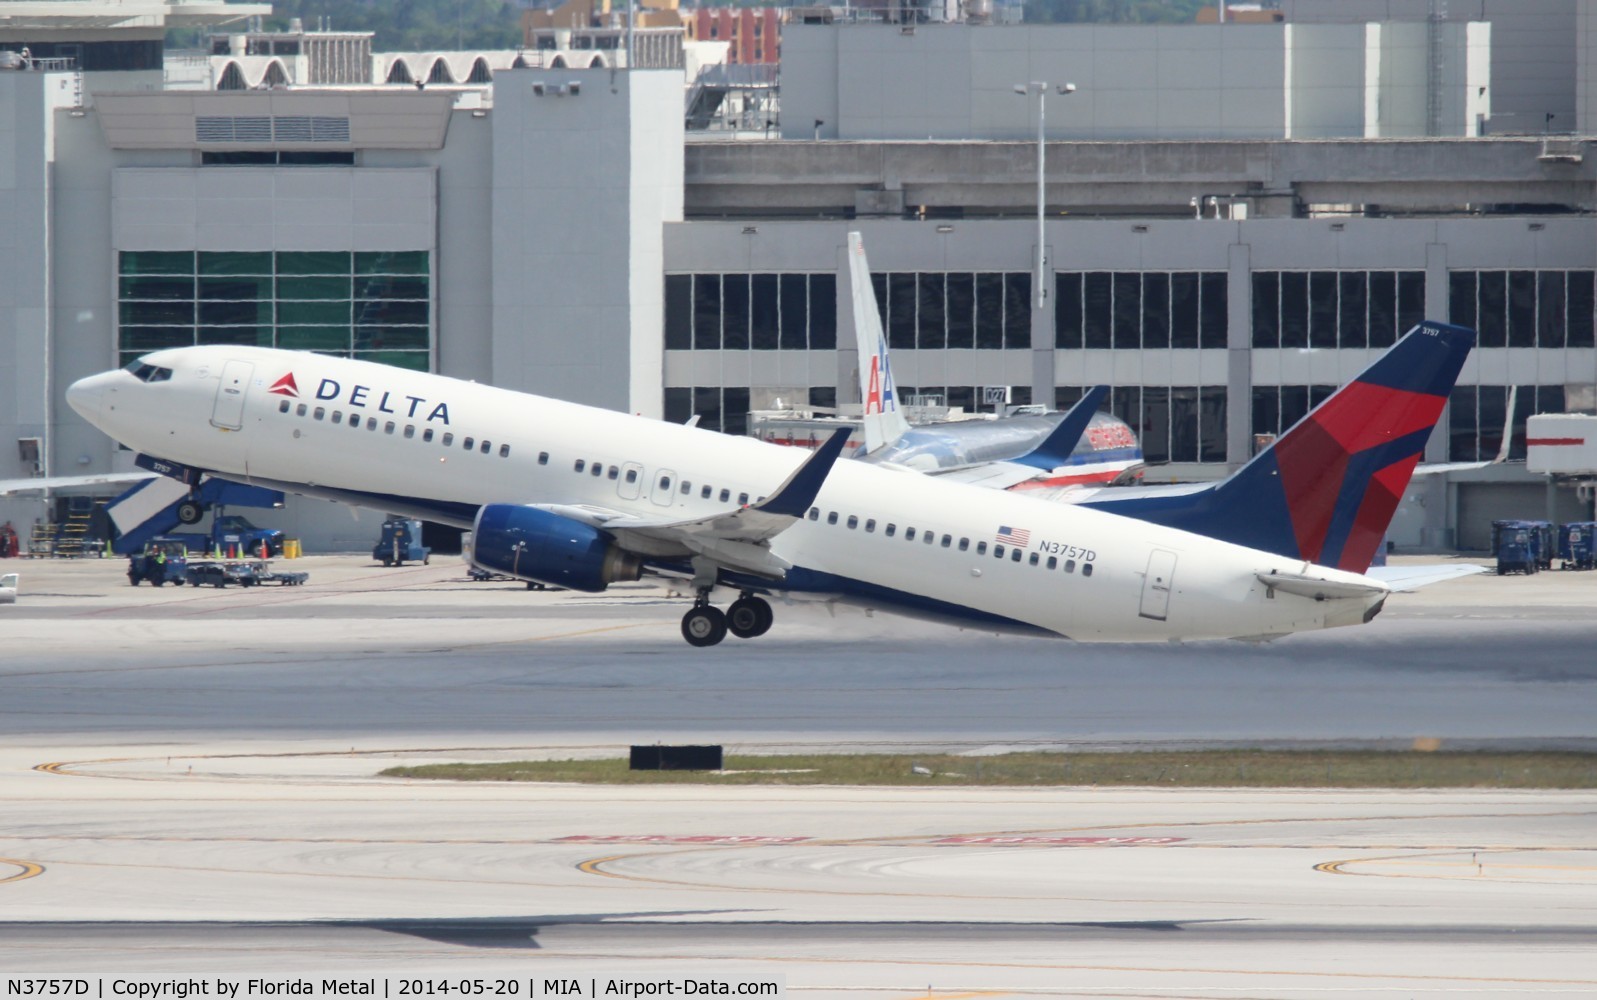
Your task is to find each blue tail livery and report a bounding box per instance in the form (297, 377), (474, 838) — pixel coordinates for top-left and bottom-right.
(1081, 321), (1475, 572)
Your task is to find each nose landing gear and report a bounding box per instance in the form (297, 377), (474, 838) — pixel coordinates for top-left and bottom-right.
(679, 590), (774, 646)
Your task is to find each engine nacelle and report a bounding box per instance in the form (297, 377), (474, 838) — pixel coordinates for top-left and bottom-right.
(471, 504), (643, 592)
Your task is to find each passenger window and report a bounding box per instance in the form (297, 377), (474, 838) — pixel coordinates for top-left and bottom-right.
(941, 534), (951, 548)
(575, 459), (586, 472)
(500, 444), (511, 457)
(659, 476), (671, 490)
(865, 519), (876, 533)
(905, 527), (916, 541)
(808, 508), (819, 521)
(1028, 552), (1039, 566)
(885, 524), (896, 538)
(464, 437), (475, 450)
(538, 452), (549, 465)
(826, 512), (838, 525)
(351, 417), (362, 432)
(959, 538), (969, 552)
(279, 400), (290, 413)
(1065, 559), (1076, 573)
(719, 489), (730, 502)
(1047, 556), (1057, 570)
(423, 428), (433, 442)
(296, 403), (308, 417)
(332, 411), (342, 424)
(404, 425), (415, 439)
(1011, 549), (1021, 562)
(481, 440), (492, 454)
(314, 407), (325, 420)
(924, 532), (934, 545)
(623, 468), (636, 483)
(592, 463), (603, 477)
(442, 432), (454, 446)
(680, 481), (691, 493)
(702, 485), (713, 499)
(1083, 563), (1094, 577)
(976, 542), (987, 555)
(367, 417), (378, 430)
(994, 544), (1005, 558)
(385, 421), (396, 434)
(737, 492), (749, 506)
(846, 515), (858, 529)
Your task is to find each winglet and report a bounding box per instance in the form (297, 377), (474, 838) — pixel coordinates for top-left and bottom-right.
(1011, 385), (1109, 471)
(758, 427), (852, 517)
(848, 231), (911, 456)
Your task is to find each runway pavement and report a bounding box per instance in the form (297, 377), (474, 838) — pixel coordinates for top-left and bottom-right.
(1, 556), (1594, 995)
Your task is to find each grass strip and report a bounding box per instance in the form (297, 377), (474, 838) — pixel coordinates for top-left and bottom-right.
(381, 751), (1597, 789)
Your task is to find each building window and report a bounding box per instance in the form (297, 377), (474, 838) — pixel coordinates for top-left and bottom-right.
(1450, 270), (1594, 349)
(1251, 270), (1423, 349)
(665, 272), (837, 351)
(1057, 271), (1227, 350)
(869, 271), (1030, 351)
(1252, 385), (1335, 441)
(1066, 384), (1224, 464)
(1449, 384), (1566, 462)
(116, 249), (431, 371)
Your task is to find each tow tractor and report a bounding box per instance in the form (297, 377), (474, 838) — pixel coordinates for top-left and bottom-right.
(127, 539), (189, 586)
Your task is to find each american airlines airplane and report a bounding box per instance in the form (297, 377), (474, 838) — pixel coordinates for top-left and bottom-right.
(66, 319), (1474, 647)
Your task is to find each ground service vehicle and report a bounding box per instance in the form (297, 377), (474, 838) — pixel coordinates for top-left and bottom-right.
(374, 517), (430, 566)
(127, 539), (189, 586)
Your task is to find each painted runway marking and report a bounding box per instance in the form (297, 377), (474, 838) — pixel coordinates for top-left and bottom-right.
(558, 835), (811, 845)
(932, 836), (1186, 846)
(0, 858), (44, 885)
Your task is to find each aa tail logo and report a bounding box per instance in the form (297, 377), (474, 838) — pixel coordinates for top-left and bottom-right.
(268, 373), (300, 398)
(863, 339), (897, 416)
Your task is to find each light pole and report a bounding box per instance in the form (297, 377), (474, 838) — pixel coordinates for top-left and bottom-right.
(1013, 81), (1075, 309)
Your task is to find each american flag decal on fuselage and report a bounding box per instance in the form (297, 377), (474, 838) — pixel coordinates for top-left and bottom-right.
(996, 525), (1030, 546)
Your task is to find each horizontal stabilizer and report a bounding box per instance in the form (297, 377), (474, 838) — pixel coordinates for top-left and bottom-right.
(1256, 570), (1389, 601)
(1365, 563), (1487, 591)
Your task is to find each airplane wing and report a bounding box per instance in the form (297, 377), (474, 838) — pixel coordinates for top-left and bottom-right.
(531, 428), (853, 579)
(1365, 563), (1488, 591)
(0, 472), (157, 496)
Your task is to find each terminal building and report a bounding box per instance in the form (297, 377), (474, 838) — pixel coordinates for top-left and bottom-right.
(2, 0), (1595, 553)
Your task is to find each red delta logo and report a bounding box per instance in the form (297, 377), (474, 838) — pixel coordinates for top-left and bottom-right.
(267, 373), (300, 398)
(863, 338), (897, 415)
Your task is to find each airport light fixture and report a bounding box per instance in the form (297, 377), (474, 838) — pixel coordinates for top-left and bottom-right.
(1013, 81), (1075, 310)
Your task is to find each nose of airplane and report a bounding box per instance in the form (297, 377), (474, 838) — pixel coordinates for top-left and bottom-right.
(66, 371), (113, 423)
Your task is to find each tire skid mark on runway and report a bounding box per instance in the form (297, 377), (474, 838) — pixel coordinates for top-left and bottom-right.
(1316, 848), (1597, 885)
(0, 858), (44, 885)
(15, 856), (633, 892)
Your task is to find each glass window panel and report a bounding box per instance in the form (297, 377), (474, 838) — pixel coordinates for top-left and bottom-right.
(1200, 385), (1227, 462)
(917, 273), (946, 350)
(1568, 271), (1595, 347)
(1337, 271), (1368, 348)
(120, 326), (195, 351)
(946, 273), (975, 349)
(355, 275), (428, 300)
(355, 326), (428, 350)
(1083, 272), (1112, 349)
(1398, 271), (1425, 339)
(1280, 385), (1310, 431)
(1476, 270), (1507, 348)
(1199, 272), (1227, 349)
(1141, 386), (1171, 463)
(808, 273), (836, 349)
(277, 326), (350, 351)
(947, 385), (974, 411)
(277, 275), (352, 301)
(778, 274), (807, 350)
(810, 385), (836, 409)
(1251, 272), (1279, 347)
(1368, 271), (1398, 347)
(354, 299), (427, 326)
(1308, 271), (1337, 349)
(975, 273), (1005, 349)
(1537, 271), (1566, 348)
(1003, 272), (1031, 349)
(693, 386), (721, 432)
(1279, 272), (1309, 348)
(1170, 273), (1198, 349)
(722, 274), (750, 350)
(663, 386), (693, 424)
(198, 276), (272, 301)
(1142, 273), (1170, 349)
(1449, 271), (1477, 332)
(278, 300), (352, 325)
(119, 276), (193, 300)
(1112, 272), (1140, 349)
(693, 274), (721, 350)
(723, 386), (750, 437)
(1055, 272), (1083, 350)
(887, 274), (917, 350)
(1252, 385), (1280, 439)
(199, 299), (272, 326)
(665, 275), (693, 350)
(276, 251), (352, 276)
(355, 251), (428, 275)
(198, 251), (273, 276)
(1507, 271), (1537, 347)
(198, 326), (270, 346)
(1476, 386), (1508, 462)
(119, 251), (194, 276)
(750, 274), (779, 350)
(870, 273), (888, 330)
(351, 351), (428, 372)
(120, 300), (193, 326)
(1110, 386), (1142, 454)
(1169, 386), (1198, 462)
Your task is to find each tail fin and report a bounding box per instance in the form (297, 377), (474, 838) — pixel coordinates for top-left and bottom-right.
(1011, 385), (1109, 472)
(1085, 322), (1475, 572)
(847, 231), (911, 455)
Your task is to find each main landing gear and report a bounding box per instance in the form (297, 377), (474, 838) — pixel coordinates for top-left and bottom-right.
(680, 589), (774, 647)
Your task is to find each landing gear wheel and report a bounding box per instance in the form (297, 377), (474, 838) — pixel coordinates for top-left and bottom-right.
(681, 605), (728, 647)
(175, 500), (204, 525)
(727, 596), (774, 639)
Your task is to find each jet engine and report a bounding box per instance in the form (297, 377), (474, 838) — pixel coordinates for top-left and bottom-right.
(471, 504), (643, 592)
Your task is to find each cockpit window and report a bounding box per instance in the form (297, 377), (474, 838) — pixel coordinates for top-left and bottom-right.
(122, 360), (173, 383)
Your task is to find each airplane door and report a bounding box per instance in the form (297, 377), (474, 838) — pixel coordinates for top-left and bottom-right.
(1139, 549), (1177, 621)
(649, 468), (677, 507)
(211, 361), (254, 430)
(617, 461), (645, 501)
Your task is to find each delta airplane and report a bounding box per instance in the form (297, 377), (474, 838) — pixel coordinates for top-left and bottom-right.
(847, 233), (1144, 490)
(67, 318), (1474, 647)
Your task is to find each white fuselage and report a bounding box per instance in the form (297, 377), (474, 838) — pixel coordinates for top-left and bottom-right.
(69, 347), (1386, 642)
